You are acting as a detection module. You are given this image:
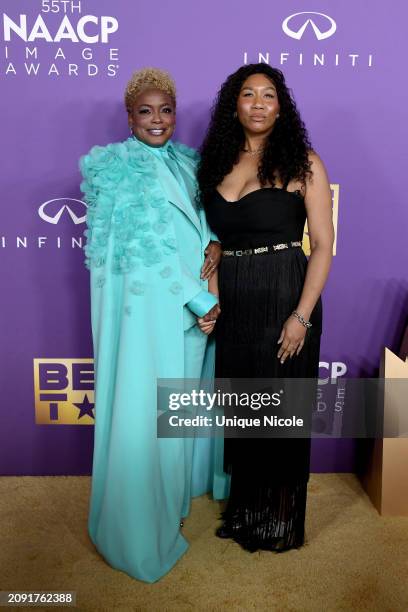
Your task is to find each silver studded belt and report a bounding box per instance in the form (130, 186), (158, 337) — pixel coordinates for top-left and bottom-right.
(222, 241), (302, 257)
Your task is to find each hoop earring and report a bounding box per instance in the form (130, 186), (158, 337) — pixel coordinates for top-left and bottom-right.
(129, 127), (133, 135)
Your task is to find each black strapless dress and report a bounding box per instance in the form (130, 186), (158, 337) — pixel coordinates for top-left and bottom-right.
(206, 187), (322, 552)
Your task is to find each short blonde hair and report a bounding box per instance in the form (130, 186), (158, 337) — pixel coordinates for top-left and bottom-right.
(124, 67), (176, 111)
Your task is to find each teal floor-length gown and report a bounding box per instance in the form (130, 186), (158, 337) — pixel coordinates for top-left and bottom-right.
(80, 137), (229, 582)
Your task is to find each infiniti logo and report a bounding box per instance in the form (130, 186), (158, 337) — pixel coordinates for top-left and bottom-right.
(282, 12), (337, 41)
(38, 198), (87, 225)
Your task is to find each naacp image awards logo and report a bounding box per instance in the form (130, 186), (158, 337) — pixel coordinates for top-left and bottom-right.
(2, 0), (120, 77)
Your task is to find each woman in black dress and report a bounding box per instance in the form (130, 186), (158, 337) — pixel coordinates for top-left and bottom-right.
(197, 64), (334, 552)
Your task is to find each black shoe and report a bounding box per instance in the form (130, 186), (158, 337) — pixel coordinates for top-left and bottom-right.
(215, 523), (232, 539)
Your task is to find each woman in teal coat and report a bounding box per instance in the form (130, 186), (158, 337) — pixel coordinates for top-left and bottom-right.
(80, 68), (228, 582)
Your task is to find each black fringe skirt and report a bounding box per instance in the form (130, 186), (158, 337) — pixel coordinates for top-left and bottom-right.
(215, 247), (322, 552)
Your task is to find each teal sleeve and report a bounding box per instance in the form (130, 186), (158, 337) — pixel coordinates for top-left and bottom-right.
(210, 231), (220, 242)
(187, 290), (218, 317)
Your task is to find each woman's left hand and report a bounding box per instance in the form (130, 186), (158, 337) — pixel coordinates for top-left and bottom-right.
(201, 241), (222, 280)
(277, 316), (307, 364)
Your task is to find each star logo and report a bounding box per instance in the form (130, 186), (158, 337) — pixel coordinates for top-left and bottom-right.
(73, 394), (95, 419)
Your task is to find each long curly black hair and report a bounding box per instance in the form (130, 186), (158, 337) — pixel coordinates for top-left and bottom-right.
(197, 64), (312, 206)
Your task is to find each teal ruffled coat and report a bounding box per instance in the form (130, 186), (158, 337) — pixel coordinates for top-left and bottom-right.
(80, 137), (229, 583)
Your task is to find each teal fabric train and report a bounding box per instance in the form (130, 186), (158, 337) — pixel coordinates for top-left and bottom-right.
(80, 136), (229, 583)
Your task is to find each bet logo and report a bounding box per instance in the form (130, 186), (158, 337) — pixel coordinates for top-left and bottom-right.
(34, 359), (94, 424)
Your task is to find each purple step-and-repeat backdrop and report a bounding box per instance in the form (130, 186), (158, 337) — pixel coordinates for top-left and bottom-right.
(1, 1), (407, 475)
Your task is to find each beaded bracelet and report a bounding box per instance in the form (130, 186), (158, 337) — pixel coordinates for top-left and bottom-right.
(292, 311), (312, 329)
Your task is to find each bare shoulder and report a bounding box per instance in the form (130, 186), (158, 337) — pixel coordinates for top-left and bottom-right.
(306, 150), (329, 185)
(304, 149), (332, 215)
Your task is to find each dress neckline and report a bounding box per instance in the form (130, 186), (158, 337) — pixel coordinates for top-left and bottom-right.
(215, 186), (304, 204)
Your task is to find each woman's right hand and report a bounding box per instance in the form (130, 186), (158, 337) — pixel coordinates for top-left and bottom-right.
(201, 241), (222, 280)
(197, 317), (216, 335)
(197, 303), (221, 334)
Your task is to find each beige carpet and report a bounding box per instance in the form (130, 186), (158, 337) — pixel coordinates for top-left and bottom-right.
(1, 474), (408, 611)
